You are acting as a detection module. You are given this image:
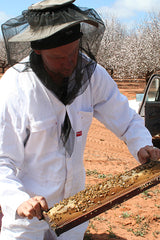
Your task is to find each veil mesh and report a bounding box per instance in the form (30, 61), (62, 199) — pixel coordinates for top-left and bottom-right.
(1, 15), (30, 65)
(1, 4), (105, 65)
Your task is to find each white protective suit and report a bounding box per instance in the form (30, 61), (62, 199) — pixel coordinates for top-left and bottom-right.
(0, 57), (152, 239)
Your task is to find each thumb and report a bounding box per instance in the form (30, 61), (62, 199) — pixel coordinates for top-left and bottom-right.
(138, 147), (150, 164)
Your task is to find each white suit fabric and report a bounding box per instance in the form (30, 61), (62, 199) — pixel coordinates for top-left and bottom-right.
(0, 58), (152, 239)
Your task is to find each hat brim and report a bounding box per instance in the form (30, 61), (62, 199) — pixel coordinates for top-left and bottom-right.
(9, 20), (98, 42)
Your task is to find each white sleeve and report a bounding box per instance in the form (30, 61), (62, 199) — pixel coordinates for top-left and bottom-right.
(0, 70), (30, 219)
(92, 64), (153, 161)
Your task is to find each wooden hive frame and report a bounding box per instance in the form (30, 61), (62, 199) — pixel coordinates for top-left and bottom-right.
(43, 160), (160, 236)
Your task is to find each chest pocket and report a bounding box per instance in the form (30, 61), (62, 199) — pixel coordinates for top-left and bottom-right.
(23, 116), (67, 183)
(25, 117), (59, 154)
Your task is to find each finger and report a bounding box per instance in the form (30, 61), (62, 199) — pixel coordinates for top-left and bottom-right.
(138, 148), (150, 164)
(34, 196), (48, 212)
(28, 198), (43, 220)
(17, 196), (48, 220)
(145, 146), (160, 160)
(17, 202), (36, 219)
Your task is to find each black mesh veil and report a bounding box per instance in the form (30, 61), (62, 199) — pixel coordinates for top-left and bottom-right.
(1, 15), (30, 65)
(1, 3), (105, 65)
(1, 1), (105, 156)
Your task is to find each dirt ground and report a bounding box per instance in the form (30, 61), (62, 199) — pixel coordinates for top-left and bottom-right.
(0, 72), (160, 239)
(84, 82), (160, 240)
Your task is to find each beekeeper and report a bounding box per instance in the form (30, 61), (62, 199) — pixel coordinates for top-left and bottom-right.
(0, 0), (160, 239)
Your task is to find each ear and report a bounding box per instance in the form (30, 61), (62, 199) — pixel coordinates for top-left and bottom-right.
(33, 49), (41, 55)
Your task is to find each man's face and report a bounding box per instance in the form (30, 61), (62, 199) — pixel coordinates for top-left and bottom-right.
(34, 39), (80, 79)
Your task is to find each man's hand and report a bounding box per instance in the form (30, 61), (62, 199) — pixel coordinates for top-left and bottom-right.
(17, 196), (48, 220)
(138, 145), (160, 164)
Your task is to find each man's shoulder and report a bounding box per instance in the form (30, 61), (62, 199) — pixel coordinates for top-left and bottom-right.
(0, 58), (36, 94)
(2, 56), (31, 77)
(92, 63), (112, 82)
